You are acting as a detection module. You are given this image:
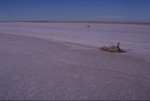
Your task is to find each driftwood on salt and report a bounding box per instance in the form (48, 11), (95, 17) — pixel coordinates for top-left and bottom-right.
(100, 42), (125, 53)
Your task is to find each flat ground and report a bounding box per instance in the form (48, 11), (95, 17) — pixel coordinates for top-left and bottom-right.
(0, 34), (150, 100)
(0, 33), (150, 100)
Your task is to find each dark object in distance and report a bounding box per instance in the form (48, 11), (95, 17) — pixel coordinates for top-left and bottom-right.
(87, 25), (90, 28)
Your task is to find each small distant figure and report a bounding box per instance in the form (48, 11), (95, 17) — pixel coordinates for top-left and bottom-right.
(87, 25), (90, 28)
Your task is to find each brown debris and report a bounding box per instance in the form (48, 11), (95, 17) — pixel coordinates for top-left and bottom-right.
(99, 42), (125, 53)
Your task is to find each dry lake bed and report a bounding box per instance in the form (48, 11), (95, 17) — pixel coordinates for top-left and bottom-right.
(0, 22), (150, 100)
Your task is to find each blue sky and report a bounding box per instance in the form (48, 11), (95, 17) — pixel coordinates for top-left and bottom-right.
(0, 0), (150, 22)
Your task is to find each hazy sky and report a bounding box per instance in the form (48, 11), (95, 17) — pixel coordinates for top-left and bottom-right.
(0, 0), (150, 22)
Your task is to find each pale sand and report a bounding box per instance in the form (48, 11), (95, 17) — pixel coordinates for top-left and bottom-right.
(0, 23), (150, 100)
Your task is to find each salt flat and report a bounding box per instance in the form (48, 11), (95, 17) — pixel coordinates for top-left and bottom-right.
(0, 22), (150, 100)
(0, 22), (150, 62)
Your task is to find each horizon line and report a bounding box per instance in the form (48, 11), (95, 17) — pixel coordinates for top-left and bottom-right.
(0, 20), (150, 25)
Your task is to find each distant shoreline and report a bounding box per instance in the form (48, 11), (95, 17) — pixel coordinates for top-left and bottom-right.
(0, 21), (150, 25)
